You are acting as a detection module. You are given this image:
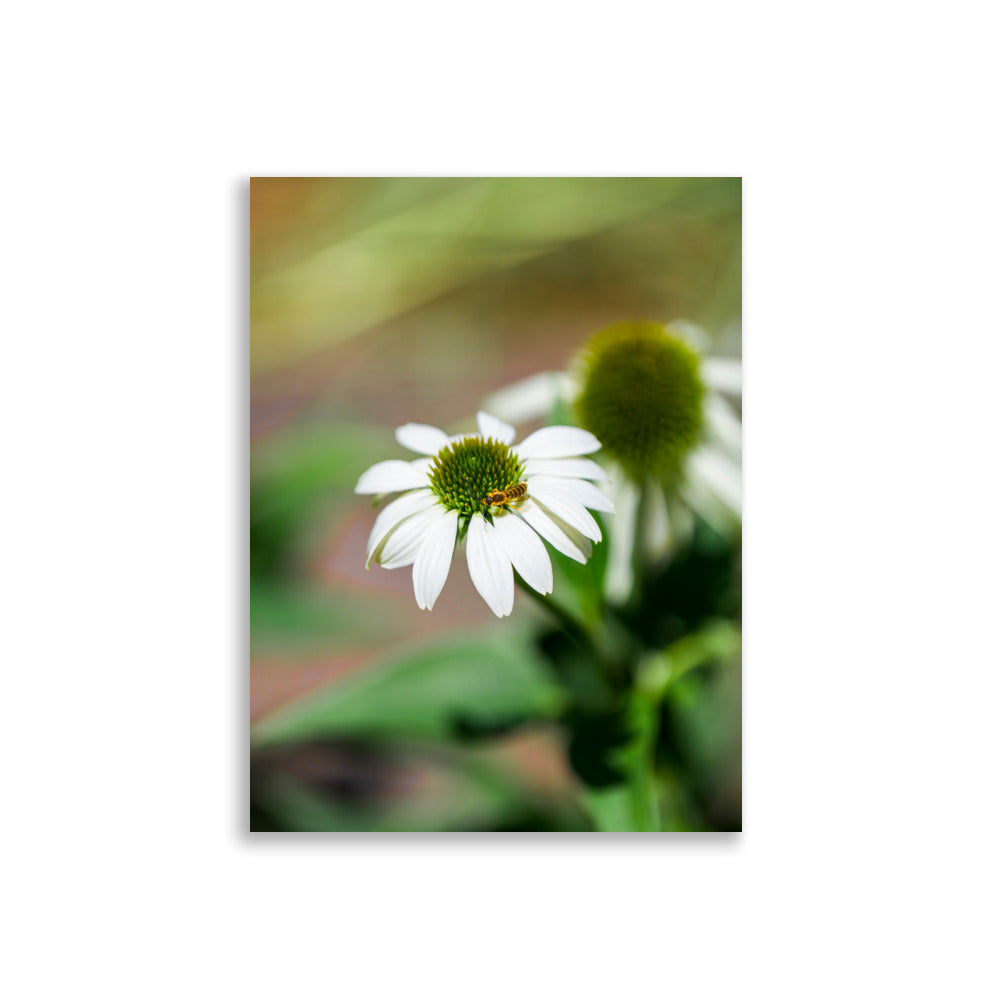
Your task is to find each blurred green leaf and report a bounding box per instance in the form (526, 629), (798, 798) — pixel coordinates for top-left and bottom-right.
(583, 785), (632, 832)
(622, 517), (741, 649)
(249, 581), (406, 646)
(665, 657), (742, 831)
(252, 421), (388, 495)
(250, 422), (387, 580)
(634, 619), (741, 698)
(251, 629), (565, 746)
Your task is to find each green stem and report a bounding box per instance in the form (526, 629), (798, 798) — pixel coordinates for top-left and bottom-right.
(625, 681), (661, 831)
(517, 556), (663, 832)
(621, 624), (741, 831)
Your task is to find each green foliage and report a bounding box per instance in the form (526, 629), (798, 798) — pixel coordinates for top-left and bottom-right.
(252, 629), (565, 746)
(623, 518), (741, 649)
(530, 519), (742, 830)
(250, 422), (387, 581)
(249, 628), (590, 832)
(250, 427), (741, 831)
(249, 582), (407, 647)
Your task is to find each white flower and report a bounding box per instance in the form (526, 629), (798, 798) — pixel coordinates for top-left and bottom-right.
(483, 320), (741, 601)
(355, 411), (614, 618)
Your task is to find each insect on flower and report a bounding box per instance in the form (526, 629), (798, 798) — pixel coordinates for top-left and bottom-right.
(482, 482), (528, 509)
(355, 411), (614, 618)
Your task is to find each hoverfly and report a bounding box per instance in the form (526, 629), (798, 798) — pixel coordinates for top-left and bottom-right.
(482, 482), (528, 509)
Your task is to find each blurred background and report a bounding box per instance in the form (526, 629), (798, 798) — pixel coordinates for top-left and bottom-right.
(249, 177), (742, 832)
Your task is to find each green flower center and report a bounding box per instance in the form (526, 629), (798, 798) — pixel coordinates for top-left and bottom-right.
(428, 437), (525, 517)
(575, 321), (705, 482)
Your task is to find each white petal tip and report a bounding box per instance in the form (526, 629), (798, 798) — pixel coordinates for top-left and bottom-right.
(355, 460), (429, 495)
(395, 422), (450, 455)
(476, 410), (516, 445)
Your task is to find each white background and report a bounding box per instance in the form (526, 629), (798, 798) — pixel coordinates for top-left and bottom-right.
(2, 2), (998, 997)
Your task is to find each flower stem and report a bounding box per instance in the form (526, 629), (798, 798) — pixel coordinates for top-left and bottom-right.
(625, 678), (662, 831)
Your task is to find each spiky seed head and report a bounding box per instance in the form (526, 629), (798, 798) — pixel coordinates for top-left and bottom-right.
(428, 437), (525, 518)
(574, 320), (705, 482)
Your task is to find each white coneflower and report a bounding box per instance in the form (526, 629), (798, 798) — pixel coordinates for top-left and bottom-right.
(355, 411), (614, 618)
(483, 320), (741, 600)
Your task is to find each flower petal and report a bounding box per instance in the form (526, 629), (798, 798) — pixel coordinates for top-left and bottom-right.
(527, 483), (603, 542)
(378, 505), (445, 569)
(679, 446), (741, 534)
(666, 495), (695, 546)
(466, 514), (514, 618)
(644, 481), (671, 557)
(492, 513), (553, 595)
(665, 319), (710, 352)
(702, 357), (742, 396)
(395, 423), (450, 455)
(705, 394), (742, 459)
(366, 489), (438, 568)
(679, 480), (731, 535)
(515, 497), (591, 565)
(603, 477), (639, 603)
(355, 460), (430, 495)
(476, 411), (516, 445)
(514, 425), (601, 459)
(412, 509), (458, 610)
(481, 372), (578, 424)
(522, 458), (609, 481)
(527, 475), (615, 514)
(688, 445), (742, 517)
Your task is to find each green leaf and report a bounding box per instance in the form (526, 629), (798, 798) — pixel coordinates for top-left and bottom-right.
(659, 620), (741, 691)
(250, 422), (389, 580)
(249, 582), (407, 646)
(251, 628), (565, 746)
(582, 785), (632, 832)
(252, 421), (388, 500)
